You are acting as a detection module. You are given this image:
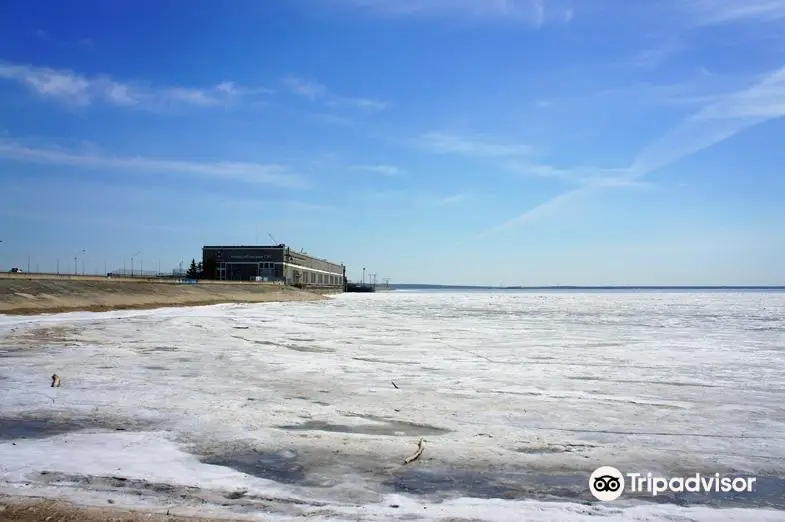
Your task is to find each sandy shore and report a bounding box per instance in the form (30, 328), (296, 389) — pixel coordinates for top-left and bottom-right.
(0, 495), (244, 521)
(0, 275), (331, 315)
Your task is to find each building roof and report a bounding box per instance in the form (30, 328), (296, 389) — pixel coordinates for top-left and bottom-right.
(203, 245), (285, 249)
(202, 245), (343, 267)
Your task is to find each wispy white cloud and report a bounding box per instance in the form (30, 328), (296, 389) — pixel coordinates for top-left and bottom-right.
(589, 76), (734, 109)
(420, 132), (536, 158)
(502, 162), (659, 188)
(282, 76), (328, 100)
(352, 164), (406, 176)
(438, 193), (470, 205)
(688, 0), (785, 25)
(632, 66), (785, 174)
(627, 39), (685, 69)
(328, 96), (388, 111)
(286, 201), (341, 212)
(333, 0), (574, 25)
(282, 75), (386, 111)
(478, 186), (594, 236)
(479, 64), (785, 235)
(419, 132), (626, 189)
(311, 112), (358, 126)
(0, 140), (307, 188)
(0, 62), (382, 116)
(0, 62), (271, 109)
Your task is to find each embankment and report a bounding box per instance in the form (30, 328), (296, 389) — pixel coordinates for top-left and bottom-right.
(0, 274), (330, 315)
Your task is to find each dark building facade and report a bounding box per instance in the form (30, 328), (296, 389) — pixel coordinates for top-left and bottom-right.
(202, 245), (345, 287)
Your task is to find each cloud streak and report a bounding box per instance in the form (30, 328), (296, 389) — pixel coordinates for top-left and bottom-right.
(333, 0), (574, 25)
(0, 62), (386, 117)
(688, 0), (785, 25)
(481, 64), (785, 235)
(0, 140), (307, 188)
(420, 132), (536, 158)
(438, 193), (469, 205)
(0, 62), (271, 109)
(282, 75), (386, 111)
(352, 164), (407, 176)
(631, 66), (785, 174)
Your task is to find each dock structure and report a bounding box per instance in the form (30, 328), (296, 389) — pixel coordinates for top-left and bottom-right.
(202, 245), (345, 290)
(345, 281), (375, 292)
(344, 273), (393, 292)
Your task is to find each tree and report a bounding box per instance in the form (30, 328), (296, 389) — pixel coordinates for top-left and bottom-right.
(186, 258), (198, 279)
(196, 261), (204, 279)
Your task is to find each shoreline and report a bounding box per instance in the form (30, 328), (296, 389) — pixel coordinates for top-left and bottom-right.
(0, 494), (243, 521)
(0, 275), (333, 316)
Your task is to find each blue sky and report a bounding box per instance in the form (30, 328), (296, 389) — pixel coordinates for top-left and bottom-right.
(1, 0), (784, 285)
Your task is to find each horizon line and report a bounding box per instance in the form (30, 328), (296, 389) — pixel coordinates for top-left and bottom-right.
(392, 284), (785, 289)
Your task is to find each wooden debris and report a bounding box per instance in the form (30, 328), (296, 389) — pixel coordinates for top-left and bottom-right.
(51, 374), (61, 388)
(403, 438), (425, 465)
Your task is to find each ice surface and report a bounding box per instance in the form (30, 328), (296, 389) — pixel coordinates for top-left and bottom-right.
(1, 291), (785, 520)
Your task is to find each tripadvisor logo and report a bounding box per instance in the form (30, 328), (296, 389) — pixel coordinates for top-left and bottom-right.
(589, 466), (757, 501)
(590, 466), (625, 501)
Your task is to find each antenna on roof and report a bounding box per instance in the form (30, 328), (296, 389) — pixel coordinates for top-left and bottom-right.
(269, 233), (278, 245)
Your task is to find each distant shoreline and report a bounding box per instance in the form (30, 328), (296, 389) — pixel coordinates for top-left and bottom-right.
(393, 284), (785, 291)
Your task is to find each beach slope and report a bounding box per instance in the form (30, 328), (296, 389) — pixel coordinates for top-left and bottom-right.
(0, 275), (327, 315)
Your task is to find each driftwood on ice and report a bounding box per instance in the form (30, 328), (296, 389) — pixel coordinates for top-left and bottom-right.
(403, 438), (425, 465)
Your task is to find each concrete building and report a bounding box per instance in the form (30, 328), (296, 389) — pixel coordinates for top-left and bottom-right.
(202, 245), (345, 288)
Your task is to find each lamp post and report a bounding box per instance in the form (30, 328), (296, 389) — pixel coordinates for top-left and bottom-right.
(73, 249), (85, 275)
(362, 267), (366, 285)
(130, 251), (141, 277)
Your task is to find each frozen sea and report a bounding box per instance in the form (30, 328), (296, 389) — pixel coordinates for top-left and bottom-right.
(1, 289), (785, 521)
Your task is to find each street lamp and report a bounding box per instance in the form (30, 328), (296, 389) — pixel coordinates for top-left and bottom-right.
(362, 267), (366, 285)
(73, 249), (85, 275)
(130, 251), (141, 277)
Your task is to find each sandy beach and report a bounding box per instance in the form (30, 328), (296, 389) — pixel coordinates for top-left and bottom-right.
(0, 274), (329, 315)
(0, 494), (240, 522)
